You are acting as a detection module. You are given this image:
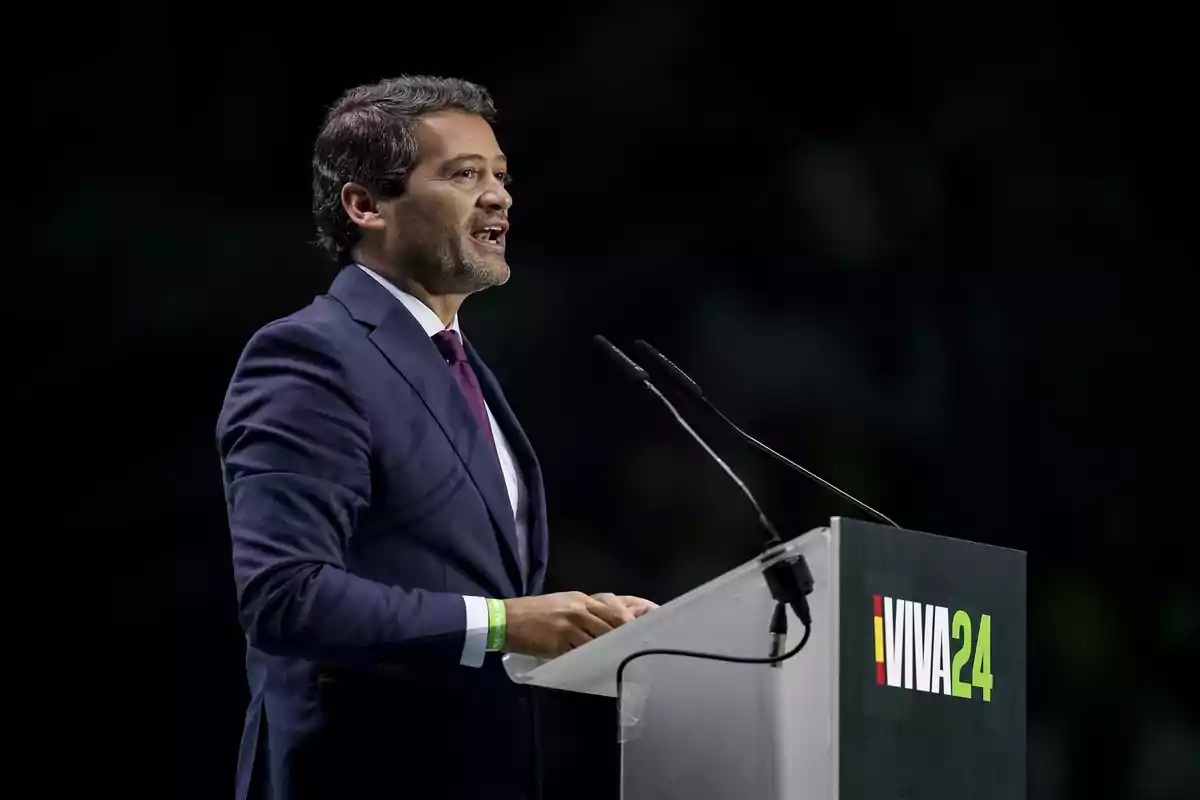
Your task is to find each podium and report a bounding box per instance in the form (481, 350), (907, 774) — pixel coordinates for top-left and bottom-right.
(504, 517), (1026, 799)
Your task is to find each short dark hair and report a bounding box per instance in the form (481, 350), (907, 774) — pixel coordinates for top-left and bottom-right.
(311, 75), (497, 263)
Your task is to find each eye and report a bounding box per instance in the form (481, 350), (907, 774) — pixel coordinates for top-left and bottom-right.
(455, 167), (478, 180)
(495, 171), (512, 186)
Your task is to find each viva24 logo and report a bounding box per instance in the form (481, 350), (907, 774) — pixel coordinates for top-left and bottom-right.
(871, 594), (993, 701)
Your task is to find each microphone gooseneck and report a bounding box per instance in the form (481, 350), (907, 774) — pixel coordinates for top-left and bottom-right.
(593, 335), (816, 725)
(630, 339), (901, 529)
(592, 336), (781, 547)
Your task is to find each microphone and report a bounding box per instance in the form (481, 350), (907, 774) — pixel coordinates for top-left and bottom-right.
(593, 335), (782, 548)
(595, 335), (816, 722)
(593, 334), (651, 384)
(630, 339), (900, 529)
(592, 335), (812, 626)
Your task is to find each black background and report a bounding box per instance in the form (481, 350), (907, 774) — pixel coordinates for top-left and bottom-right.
(23, 5), (1195, 799)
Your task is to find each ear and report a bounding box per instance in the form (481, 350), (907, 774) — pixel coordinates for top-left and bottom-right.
(340, 182), (387, 232)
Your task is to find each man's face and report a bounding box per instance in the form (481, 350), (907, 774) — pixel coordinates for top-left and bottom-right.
(379, 110), (513, 294)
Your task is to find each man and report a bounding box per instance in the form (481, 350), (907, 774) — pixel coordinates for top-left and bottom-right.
(217, 75), (655, 800)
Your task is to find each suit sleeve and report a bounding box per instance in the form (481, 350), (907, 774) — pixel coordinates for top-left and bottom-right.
(217, 319), (467, 668)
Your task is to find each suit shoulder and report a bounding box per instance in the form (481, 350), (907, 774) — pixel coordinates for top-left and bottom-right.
(220, 293), (365, 401)
(240, 293), (359, 353)
(217, 296), (361, 436)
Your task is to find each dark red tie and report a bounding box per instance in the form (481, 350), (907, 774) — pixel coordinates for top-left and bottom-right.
(431, 329), (497, 454)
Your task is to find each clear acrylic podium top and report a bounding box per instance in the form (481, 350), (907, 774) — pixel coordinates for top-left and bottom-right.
(504, 526), (837, 800)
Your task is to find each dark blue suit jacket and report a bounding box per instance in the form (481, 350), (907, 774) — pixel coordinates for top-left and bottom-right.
(217, 265), (549, 799)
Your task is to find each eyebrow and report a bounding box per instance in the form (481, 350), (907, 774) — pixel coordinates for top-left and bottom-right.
(444, 153), (507, 165)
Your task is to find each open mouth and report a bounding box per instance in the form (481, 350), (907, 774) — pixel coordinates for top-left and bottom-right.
(470, 226), (506, 251)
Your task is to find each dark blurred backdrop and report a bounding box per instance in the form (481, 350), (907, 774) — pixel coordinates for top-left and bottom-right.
(23, 5), (1196, 799)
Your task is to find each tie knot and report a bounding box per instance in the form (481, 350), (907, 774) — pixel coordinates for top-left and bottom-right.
(432, 329), (467, 365)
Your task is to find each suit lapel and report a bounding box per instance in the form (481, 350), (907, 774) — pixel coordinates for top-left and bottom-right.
(465, 339), (548, 592)
(328, 267), (524, 595)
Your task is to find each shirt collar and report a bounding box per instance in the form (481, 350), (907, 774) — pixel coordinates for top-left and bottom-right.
(356, 264), (461, 338)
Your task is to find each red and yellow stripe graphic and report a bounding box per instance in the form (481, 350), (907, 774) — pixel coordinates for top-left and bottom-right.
(873, 594), (885, 684)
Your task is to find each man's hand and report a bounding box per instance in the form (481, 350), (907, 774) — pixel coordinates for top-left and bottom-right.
(616, 594), (659, 619)
(503, 592), (658, 658)
(589, 592), (660, 622)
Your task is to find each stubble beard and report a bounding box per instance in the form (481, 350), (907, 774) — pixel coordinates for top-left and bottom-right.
(389, 215), (511, 296)
(430, 232), (510, 295)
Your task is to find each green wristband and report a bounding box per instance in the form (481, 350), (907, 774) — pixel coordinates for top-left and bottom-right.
(485, 598), (507, 652)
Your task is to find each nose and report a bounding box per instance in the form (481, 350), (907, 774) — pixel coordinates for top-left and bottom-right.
(478, 175), (512, 212)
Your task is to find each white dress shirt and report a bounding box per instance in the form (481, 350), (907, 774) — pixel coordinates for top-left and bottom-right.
(357, 265), (529, 668)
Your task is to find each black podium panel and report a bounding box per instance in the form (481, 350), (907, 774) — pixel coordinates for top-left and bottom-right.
(838, 519), (1026, 799)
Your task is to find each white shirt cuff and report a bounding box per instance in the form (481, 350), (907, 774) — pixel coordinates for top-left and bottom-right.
(460, 595), (489, 668)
